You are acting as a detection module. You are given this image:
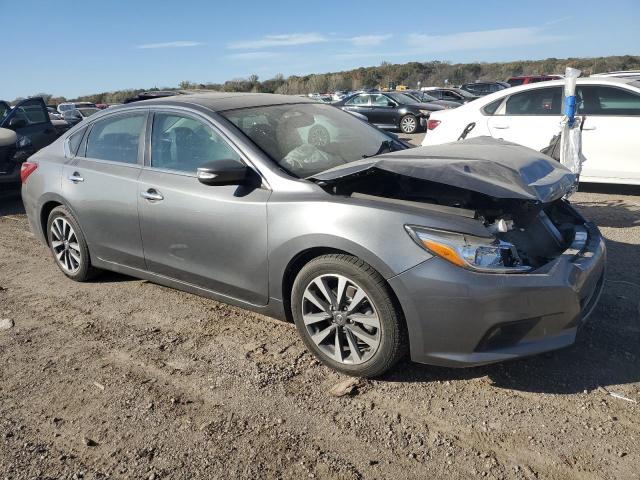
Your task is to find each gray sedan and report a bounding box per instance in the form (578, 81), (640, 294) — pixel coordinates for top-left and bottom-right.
(20, 93), (605, 377)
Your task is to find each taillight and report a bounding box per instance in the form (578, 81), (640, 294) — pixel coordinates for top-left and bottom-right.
(20, 162), (38, 184)
(427, 119), (441, 130)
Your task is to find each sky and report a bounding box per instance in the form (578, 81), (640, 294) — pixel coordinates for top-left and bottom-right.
(1, 0), (639, 99)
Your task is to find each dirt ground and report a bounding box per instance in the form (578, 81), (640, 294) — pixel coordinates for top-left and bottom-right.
(0, 137), (639, 479)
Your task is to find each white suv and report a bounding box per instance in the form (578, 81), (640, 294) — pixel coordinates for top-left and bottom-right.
(422, 77), (640, 185)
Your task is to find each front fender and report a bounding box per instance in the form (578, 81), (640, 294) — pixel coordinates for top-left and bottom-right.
(266, 197), (443, 301)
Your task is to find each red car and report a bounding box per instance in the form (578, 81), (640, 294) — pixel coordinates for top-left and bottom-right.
(506, 75), (562, 86)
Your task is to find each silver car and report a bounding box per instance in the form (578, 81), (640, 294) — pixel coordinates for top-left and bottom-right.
(21, 93), (606, 377)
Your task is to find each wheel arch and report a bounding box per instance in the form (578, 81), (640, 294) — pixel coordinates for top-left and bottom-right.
(279, 244), (406, 330)
(37, 194), (81, 246)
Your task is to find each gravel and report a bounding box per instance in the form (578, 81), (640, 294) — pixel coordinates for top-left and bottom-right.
(0, 144), (638, 478)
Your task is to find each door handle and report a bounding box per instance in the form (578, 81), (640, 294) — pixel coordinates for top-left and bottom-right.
(68, 172), (84, 183)
(582, 125), (596, 131)
(141, 189), (164, 201)
(492, 124), (510, 129)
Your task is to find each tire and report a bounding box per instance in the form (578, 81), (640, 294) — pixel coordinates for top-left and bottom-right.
(399, 114), (418, 134)
(46, 206), (98, 282)
(291, 254), (407, 378)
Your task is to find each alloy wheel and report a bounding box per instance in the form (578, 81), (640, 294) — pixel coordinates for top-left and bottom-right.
(50, 217), (82, 274)
(400, 115), (417, 133)
(301, 274), (381, 364)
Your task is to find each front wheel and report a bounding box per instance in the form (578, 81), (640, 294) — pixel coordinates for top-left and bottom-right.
(291, 254), (407, 378)
(399, 114), (418, 134)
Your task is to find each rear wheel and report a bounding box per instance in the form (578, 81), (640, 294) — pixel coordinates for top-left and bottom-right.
(291, 254), (406, 378)
(399, 114), (418, 134)
(46, 206), (98, 282)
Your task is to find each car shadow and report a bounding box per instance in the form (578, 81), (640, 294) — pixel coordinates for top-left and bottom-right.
(381, 234), (640, 395)
(0, 189), (26, 216)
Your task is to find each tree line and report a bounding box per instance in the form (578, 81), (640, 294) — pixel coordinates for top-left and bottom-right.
(13, 55), (640, 105)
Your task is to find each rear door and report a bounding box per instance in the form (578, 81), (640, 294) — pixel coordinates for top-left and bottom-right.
(576, 84), (640, 182)
(486, 86), (563, 150)
(138, 110), (270, 305)
(61, 111), (147, 269)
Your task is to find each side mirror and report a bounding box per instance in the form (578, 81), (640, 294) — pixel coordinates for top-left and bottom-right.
(8, 117), (27, 129)
(387, 101), (396, 107)
(197, 159), (252, 186)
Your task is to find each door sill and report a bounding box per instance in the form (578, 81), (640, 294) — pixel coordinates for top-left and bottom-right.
(94, 256), (269, 309)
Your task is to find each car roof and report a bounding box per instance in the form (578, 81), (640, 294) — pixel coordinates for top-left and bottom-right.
(136, 91), (316, 112)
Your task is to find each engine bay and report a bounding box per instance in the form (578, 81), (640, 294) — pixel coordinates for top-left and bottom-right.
(320, 169), (585, 269)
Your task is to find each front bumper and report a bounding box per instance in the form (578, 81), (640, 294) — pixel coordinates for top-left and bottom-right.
(389, 222), (606, 367)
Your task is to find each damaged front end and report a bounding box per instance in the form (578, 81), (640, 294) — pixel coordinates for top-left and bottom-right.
(310, 137), (587, 272)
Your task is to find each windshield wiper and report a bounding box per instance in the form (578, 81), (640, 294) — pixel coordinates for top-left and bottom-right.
(363, 140), (394, 158)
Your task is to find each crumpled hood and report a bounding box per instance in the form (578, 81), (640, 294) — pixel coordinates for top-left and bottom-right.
(310, 137), (576, 203)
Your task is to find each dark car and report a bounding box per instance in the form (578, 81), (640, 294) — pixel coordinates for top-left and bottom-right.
(62, 107), (100, 126)
(0, 97), (67, 187)
(20, 93), (605, 377)
(403, 90), (460, 109)
(422, 87), (480, 104)
(460, 81), (511, 96)
(335, 91), (443, 134)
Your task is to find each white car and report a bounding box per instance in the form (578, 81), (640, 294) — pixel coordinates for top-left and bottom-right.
(422, 77), (640, 185)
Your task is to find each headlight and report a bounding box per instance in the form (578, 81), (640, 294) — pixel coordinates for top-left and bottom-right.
(405, 225), (531, 273)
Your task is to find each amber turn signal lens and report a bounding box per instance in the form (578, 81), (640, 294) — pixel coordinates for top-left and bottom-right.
(422, 239), (466, 267)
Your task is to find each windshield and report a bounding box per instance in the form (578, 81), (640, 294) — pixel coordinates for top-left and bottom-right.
(413, 92), (437, 102)
(454, 88), (476, 98)
(58, 104), (75, 112)
(387, 92), (419, 104)
(221, 103), (406, 178)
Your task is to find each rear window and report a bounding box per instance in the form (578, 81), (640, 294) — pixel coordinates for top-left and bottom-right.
(85, 114), (145, 164)
(508, 78), (525, 87)
(483, 98), (503, 115)
(67, 128), (86, 156)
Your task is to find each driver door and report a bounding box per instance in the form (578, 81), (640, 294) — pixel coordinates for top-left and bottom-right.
(138, 110), (270, 305)
(342, 94), (373, 121)
(368, 94), (398, 128)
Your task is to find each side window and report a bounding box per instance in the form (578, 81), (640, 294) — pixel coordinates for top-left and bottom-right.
(0, 101), (10, 121)
(345, 94), (370, 106)
(483, 98), (503, 115)
(12, 99), (48, 125)
(371, 94), (392, 106)
(576, 86), (640, 116)
(67, 127), (86, 156)
(504, 87), (562, 115)
(151, 113), (242, 173)
(85, 114), (145, 164)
